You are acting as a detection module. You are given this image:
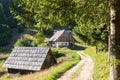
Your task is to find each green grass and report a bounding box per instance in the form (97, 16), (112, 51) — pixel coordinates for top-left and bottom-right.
(52, 47), (81, 62)
(42, 61), (78, 80)
(41, 47), (81, 80)
(0, 54), (9, 80)
(84, 47), (109, 80)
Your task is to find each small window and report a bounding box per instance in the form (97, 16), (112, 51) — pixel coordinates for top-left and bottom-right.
(65, 43), (67, 46)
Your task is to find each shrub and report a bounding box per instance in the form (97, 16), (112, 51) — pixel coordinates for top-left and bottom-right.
(14, 37), (32, 47)
(31, 40), (38, 47)
(14, 37), (38, 47)
(43, 28), (53, 35)
(34, 32), (45, 44)
(52, 49), (65, 58)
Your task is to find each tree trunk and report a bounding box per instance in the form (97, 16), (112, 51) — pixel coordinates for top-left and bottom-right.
(109, 0), (120, 80)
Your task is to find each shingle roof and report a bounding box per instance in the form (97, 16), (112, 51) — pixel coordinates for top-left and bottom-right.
(3, 47), (50, 71)
(49, 29), (69, 41)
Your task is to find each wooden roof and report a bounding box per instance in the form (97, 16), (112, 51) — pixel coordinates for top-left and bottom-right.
(3, 47), (50, 71)
(49, 29), (70, 41)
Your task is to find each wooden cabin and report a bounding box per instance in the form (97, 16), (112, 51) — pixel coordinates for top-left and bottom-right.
(3, 47), (57, 74)
(47, 29), (76, 48)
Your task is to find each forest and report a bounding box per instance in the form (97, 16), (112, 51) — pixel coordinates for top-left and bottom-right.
(0, 0), (120, 80)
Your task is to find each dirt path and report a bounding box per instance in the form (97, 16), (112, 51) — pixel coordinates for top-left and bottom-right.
(57, 51), (94, 80)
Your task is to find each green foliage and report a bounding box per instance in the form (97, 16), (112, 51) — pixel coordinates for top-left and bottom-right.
(52, 49), (65, 58)
(68, 20), (77, 30)
(34, 31), (45, 44)
(0, 24), (10, 33)
(110, 59), (120, 66)
(14, 37), (37, 47)
(72, 0), (109, 51)
(17, 22), (25, 33)
(11, 0), (83, 28)
(11, 0), (109, 51)
(53, 47), (81, 62)
(0, 24), (11, 46)
(14, 37), (31, 47)
(43, 27), (53, 35)
(73, 22), (108, 51)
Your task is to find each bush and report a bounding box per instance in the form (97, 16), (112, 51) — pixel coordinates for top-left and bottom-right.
(14, 37), (38, 47)
(14, 37), (37, 47)
(52, 49), (65, 58)
(43, 28), (53, 35)
(34, 32), (45, 44)
(31, 40), (38, 47)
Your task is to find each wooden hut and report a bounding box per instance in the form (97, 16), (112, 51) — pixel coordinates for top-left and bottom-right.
(3, 47), (57, 74)
(47, 29), (76, 48)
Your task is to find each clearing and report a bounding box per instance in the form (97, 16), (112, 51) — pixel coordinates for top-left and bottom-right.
(57, 51), (94, 80)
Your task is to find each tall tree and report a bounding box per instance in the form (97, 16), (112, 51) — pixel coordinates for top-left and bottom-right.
(73, 0), (109, 51)
(11, 0), (80, 29)
(109, 0), (120, 80)
(11, 0), (109, 49)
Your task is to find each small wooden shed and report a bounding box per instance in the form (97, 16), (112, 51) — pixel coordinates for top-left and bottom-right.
(3, 47), (57, 74)
(47, 29), (76, 48)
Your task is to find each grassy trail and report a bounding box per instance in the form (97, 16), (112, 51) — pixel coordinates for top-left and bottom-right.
(57, 51), (94, 80)
(84, 47), (109, 80)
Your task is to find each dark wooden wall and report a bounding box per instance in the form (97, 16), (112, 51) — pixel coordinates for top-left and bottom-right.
(57, 34), (75, 43)
(41, 50), (57, 69)
(8, 68), (34, 74)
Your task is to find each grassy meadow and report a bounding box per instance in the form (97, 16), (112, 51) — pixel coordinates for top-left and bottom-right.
(0, 53), (9, 80)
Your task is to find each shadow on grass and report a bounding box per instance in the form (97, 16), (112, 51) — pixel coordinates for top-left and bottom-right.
(24, 29), (37, 36)
(68, 44), (86, 51)
(0, 72), (7, 77)
(0, 57), (7, 61)
(54, 53), (65, 58)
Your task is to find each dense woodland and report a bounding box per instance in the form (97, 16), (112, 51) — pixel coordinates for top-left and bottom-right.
(0, 0), (120, 80)
(0, 0), (109, 51)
